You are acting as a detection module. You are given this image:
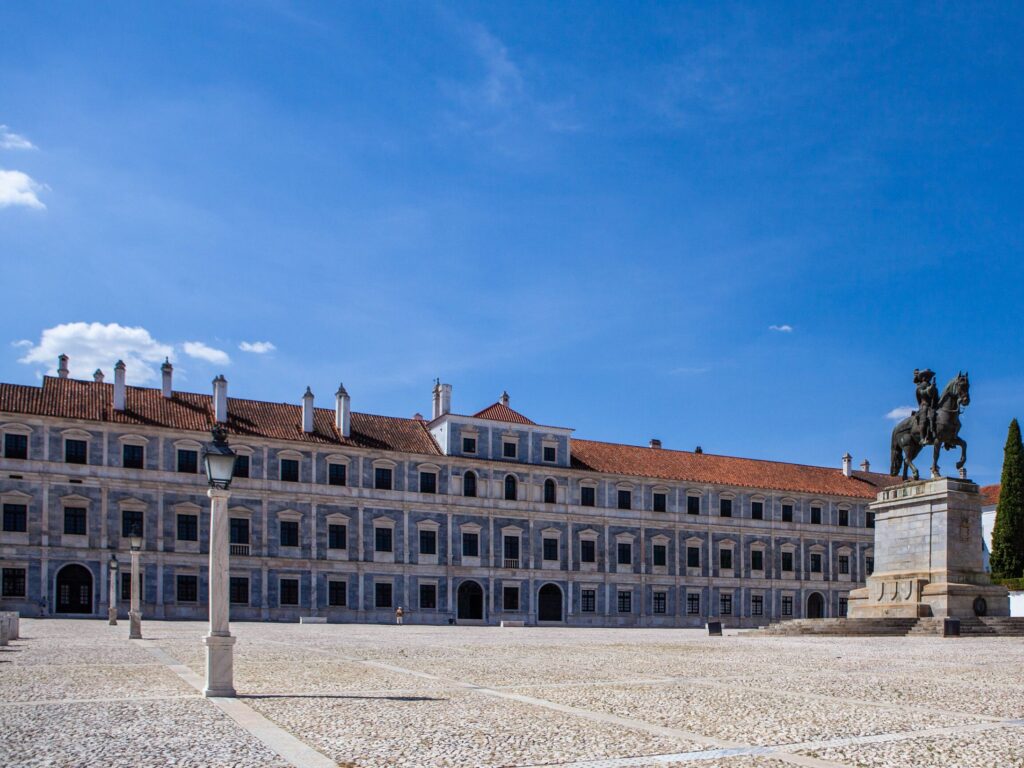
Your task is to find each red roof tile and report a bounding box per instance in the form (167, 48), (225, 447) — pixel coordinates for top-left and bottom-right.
(472, 401), (536, 425)
(981, 484), (1000, 506)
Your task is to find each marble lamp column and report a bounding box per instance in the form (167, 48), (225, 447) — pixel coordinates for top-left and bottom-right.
(203, 487), (236, 697)
(128, 541), (142, 639)
(108, 554), (119, 625)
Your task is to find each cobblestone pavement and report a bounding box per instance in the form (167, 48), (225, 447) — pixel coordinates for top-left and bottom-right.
(2, 620), (1023, 767)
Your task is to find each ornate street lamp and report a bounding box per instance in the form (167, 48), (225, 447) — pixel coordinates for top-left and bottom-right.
(202, 424), (237, 697)
(108, 553), (119, 625)
(128, 526), (143, 639)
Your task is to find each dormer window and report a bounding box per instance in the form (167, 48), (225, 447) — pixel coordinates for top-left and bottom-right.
(542, 444), (557, 463)
(462, 436), (477, 454)
(503, 440), (517, 459)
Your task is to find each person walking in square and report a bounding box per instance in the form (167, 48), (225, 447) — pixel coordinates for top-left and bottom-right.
(395, 606), (404, 625)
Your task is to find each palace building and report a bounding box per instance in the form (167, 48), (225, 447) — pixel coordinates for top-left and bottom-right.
(0, 356), (894, 627)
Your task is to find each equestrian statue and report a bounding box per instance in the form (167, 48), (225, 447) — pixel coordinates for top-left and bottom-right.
(890, 369), (970, 481)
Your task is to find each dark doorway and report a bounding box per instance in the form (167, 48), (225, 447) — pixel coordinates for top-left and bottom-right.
(56, 564), (93, 614)
(538, 584), (562, 622)
(807, 592), (824, 619)
(457, 581), (484, 621)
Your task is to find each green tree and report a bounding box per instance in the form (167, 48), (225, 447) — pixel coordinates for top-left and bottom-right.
(990, 418), (1024, 579)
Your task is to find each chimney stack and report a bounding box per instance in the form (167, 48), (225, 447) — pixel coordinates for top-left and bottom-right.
(649, 438), (662, 449)
(440, 383), (452, 416)
(842, 452), (853, 477)
(432, 379), (442, 420)
(302, 386), (315, 433)
(212, 375), (228, 423)
(113, 360), (126, 411)
(431, 380), (453, 419)
(860, 458), (871, 473)
(500, 390), (510, 407)
(57, 354), (69, 379)
(161, 358), (173, 398)
(93, 369), (104, 384)
(335, 383), (351, 438)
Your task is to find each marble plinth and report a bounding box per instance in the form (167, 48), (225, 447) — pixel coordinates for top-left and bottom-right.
(203, 634), (237, 697)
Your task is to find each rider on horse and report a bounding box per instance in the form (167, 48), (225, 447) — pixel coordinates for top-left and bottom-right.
(913, 368), (938, 445)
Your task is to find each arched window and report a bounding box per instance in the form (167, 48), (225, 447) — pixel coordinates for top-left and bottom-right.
(464, 471), (477, 498)
(544, 478), (556, 504)
(504, 474), (517, 501)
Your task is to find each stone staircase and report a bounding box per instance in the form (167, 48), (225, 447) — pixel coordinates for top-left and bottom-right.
(907, 617), (1024, 637)
(751, 616), (1024, 638)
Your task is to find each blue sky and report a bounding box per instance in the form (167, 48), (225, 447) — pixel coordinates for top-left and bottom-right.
(1, 3), (1022, 483)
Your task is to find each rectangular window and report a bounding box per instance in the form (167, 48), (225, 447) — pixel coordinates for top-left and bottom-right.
(65, 438), (87, 464)
(580, 486), (596, 507)
(230, 517), (249, 545)
(503, 535), (520, 560)
(653, 544), (667, 567)
(653, 492), (667, 513)
(751, 500), (763, 520)
(810, 506), (822, 525)
(839, 509), (849, 527)
(720, 593), (733, 616)
(687, 495), (700, 515)
(687, 593), (700, 615)
(543, 445), (557, 462)
(375, 527), (393, 553)
(122, 444), (144, 469)
(838, 555), (850, 575)
(581, 588), (596, 612)
(374, 467), (393, 490)
(419, 529), (437, 555)
(617, 590), (632, 613)
(782, 595), (793, 616)
(782, 551), (794, 572)
(230, 577), (249, 605)
(279, 578), (299, 605)
(462, 532), (479, 558)
(328, 524), (347, 550)
(279, 520), (299, 548)
(752, 594), (764, 616)
(720, 498), (732, 517)
(328, 463), (346, 486)
(63, 507), (87, 536)
(617, 542), (632, 565)
(503, 586), (519, 610)
(810, 553), (822, 573)
(503, 441), (517, 458)
(653, 591), (667, 614)
(121, 509), (143, 539)
(374, 582), (392, 608)
(419, 471), (437, 494)
(751, 549), (764, 571)
(720, 548), (733, 570)
(419, 583), (437, 610)
(866, 512), (876, 529)
(543, 537), (558, 561)
(866, 556), (874, 576)
(329, 580), (347, 607)
(782, 504), (793, 523)
(580, 539), (596, 563)
(176, 574), (198, 603)
(176, 513), (198, 542)
(280, 458), (299, 482)
(839, 596), (849, 616)
(462, 436), (477, 454)
(1, 567), (26, 597)
(617, 489), (632, 510)
(177, 449), (198, 474)
(687, 546), (700, 568)
(234, 454), (250, 479)
(120, 572), (142, 601)
(4, 433), (28, 460)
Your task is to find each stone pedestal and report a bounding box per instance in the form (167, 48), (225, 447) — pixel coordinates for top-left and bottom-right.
(203, 634), (237, 697)
(849, 477), (1009, 619)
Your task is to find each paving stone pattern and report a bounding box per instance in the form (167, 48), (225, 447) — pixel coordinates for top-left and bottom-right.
(2, 620), (1023, 767)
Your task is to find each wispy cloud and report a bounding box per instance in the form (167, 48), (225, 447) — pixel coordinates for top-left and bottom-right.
(0, 125), (36, 151)
(16, 322), (173, 384)
(769, 324), (793, 333)
(886, 406), (913, 420)
(182, 341), (230, 365)
(239, 340), (276, 354)
(0, 169), (47, 209)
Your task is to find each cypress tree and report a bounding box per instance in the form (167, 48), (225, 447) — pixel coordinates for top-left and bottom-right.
(990, 418), (1024, 579)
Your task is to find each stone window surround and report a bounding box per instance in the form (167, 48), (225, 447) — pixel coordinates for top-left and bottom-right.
(460, 521), (482, 566)
(373, 516), (396, 563)
(749, 589), (766, 616)
(616, 481), (635, 510)
(501, 432), (518, 459)
(117, 433), (149, 467)
(501, 581), (520, 611)
(540, 526), (561, 567)
(749, 541), (767, 576)
(372, 458), (397, 490)
(325, 512), (350, 559)
(837, 504), (851, 527)
(809, 499), (826, 524)
(836, 545), (853, 581)
(540, 476), (559, 504)
(503, 473), (520, 502)
(460, 426), (479, 455)
(685, 535), (703, 575)
(614, 531), (635, 572)
(416, 519), (440, 564)
(173, 502), (202, 552)
(0, 558), (29, 599)
(278, 574), (301, 606)
(541, 436), (558, 463)
(175, 566), (200, 604)
(652, 485), (670, 512)
(172, 438), (203, 473)
(324, 453), (350, 485)
(650, 534), (669, 573)
(686, 489), (702, 515)
(418, 462), (441, 495)
(276, 509), (303, 552)
(578, 478), (598, 507)
(117, 498), (147, 548)
(373, 576), (395, 609)
(577, 528), (599, 570)
(718, 491), (736, 517)
(229, 570), (251, 604)
(807, 543), (826, 579)
(1, 489), (32, 541)
(780, 543), (797, 577)
(62, 428), (92, 463)
(327, 577), (348, 607)
(58, 493), (91, 545)
(717, 538), (736, 576)
(417, 577), (439, 610)
(750, 494), (766, 520)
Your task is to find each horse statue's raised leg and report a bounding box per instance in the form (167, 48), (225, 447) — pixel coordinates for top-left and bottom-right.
(953, 436), (967, 471)
(931, 440), (942, 478)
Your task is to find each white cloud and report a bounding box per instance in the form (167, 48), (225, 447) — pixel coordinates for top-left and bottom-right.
(17, 322), (173, 384)
(0, 126), (36, 150)
(470, 24), (523, 109)
(182, 341), (231, 365)
(886, 406), (914, 420)
(239, 340), (276, 354)
(0, 169), (47, 209)
(768, 324), (793, 333)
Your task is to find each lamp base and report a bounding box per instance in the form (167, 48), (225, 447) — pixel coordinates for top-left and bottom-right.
(108, 607), (117, 626)
(128, 611), (142, 639)
(203, 634), (237, 698)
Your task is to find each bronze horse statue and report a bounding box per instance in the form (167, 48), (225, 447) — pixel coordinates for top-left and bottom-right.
(890, 372), (970, 481)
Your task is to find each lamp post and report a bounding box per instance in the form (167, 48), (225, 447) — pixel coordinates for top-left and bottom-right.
(128, 528), (143, 639)
(202, 424), (237, 697)
(108, 553), (119, 625)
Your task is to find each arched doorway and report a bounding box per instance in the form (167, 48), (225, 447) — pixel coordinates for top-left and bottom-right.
(538, 584), (562, 622)
(56, 564), (93, 614)
(807, 592), (825, 619)
(457, 581), (484, 621)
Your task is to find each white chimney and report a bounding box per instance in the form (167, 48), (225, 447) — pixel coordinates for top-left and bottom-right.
(431, 379), (442, 420)
(161, 358), (173, 398)
(440, 383), (452, 416)
(212, 375), (228, 423)
(57, 354), (69, 379)
(500, 390), (510, 407)
(335, 383), (351, 438)
(302, 386), (315, 433)
(113, 360), (126, 410)
(93, 369), (104, 383)
(842, 452), (852, 477)
(860, 458), (871, 473)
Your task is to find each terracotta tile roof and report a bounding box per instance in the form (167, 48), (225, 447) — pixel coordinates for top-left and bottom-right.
(981, 484), (1001, 506)
(472, 401), (536, 425)
(0, 377), (441, 456)
(570, 439), (898, 499)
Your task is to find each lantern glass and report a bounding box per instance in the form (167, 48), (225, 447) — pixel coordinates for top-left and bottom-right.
(129, 532), (142, 551)
(203, 426), (236, 490)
